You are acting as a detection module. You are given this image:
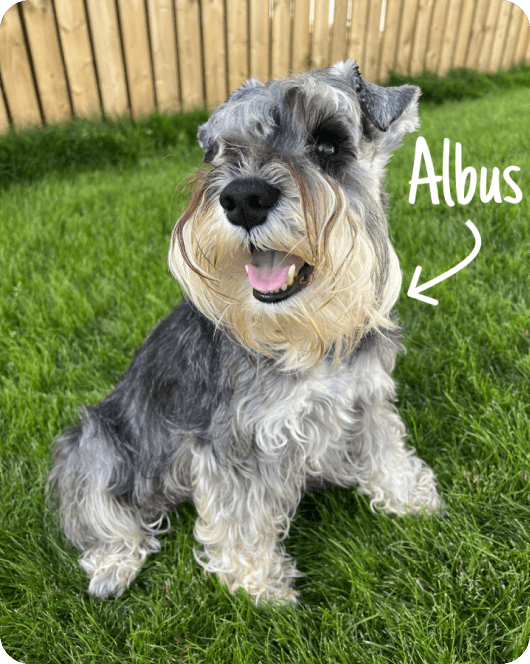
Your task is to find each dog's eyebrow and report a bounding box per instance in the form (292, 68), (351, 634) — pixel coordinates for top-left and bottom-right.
(306, 111), (352, 145)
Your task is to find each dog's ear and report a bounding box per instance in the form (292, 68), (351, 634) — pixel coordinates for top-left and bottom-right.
(333, 60), (420, 134)
(197, 123), (218, 163)
(197, 78), (264, 163)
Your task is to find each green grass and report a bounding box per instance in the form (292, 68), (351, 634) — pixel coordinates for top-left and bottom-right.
(0, 108), (209, 191)
(1, 83), (529, 663)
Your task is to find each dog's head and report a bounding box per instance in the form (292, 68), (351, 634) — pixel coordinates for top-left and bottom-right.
(169, 61), (420, 372)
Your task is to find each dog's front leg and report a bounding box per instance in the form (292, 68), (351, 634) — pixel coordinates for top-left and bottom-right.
(190, 446), (302, 604)
(354, 399), (442, 517)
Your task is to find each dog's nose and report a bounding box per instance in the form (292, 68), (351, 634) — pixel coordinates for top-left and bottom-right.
(219, 178), (281, 230)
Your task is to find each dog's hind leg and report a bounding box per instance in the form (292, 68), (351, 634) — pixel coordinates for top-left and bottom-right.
(48, 409), (162, 598)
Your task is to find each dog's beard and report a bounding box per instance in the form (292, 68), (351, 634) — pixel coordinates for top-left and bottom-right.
(169, 167), (401, 373)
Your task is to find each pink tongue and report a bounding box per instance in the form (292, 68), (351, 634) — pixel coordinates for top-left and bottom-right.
(247, 254), (305, 292)
(247, 264), (291, 292)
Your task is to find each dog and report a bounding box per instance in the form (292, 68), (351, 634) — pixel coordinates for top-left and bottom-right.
(48, 60), (442, 604)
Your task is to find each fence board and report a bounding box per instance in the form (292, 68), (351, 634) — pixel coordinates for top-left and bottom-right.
(85, 0), (129, 116)
(438, 0), (463, 74)
(311, 0), (330, 68)
(175, 0), (203, 108)
(21, 0), (70, 123)
(0, 4), (41, 127)
(394, 0), (418, 72)
(501, 3), (522, 69)
(291, 0), (311, 73)
(147, 0), (180, 112)
(410, 0), (435, 73)
(250, 0), (269, 80)
(378, 0), (405, 81)
(117, 0), (154, 118)
(451, 0), (475, 68)
(54, 0), (99, 119)
(424, 0), (448, 72)
(347, 0), (368, 71)
(363, 0), (384, 80)
(477, 0), (501, 71)
(271, 0), (291, 78)
(464, 0), (489, 69)
(489, 0), (512, 71)
(514, 7), (530, 64)
(226, 0), (249, 91)
(0, 80), (9, 131)
(202, 0), (227, 106)
(330, 0), (349, 64)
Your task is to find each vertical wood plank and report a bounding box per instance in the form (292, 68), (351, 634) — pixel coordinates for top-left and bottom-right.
(226, 0), (249, 91)
(378, 0), (405, 81)
(450, 0), (475, 68)
(291, 0), (311, 72)
(501, 3), (522, 70)
(394, 0), (418, 73)
(424, 0), (448, 72)
(117, 0), (154, 118)
(249, 0), (269, 80)
(330, 0), (349, 64)
(54, 0), (99, 118)
(21, 0), (71, 123)
(410, 0), (434, 74)
(85, 0), (129, 116)
(501, 2), (522, 70)
(513, 7), (530, 65)
(489, 0), (513, 71)
(0, 80), (10, 131)
(363, 0), (384, 81)
(347, 0), (369, 71)
(0, 4), (41, 127)
(311, 0), (331, 68)
(464, 0), (489, 69)
(147, 0), (180, 112)
(175, 0), (204, 108)
(271, 0), (291, 78)
(202, 0), (227, 106)
(476, 0), (501, 71)
(438, 0), (463, 75)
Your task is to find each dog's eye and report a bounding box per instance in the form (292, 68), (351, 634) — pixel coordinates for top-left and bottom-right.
(310, 120), (353, 177)
(316, 142), (336, 157)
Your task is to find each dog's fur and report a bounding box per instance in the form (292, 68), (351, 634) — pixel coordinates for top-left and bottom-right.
(48, 60), (442, 604)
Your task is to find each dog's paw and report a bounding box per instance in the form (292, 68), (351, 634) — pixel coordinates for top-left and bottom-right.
(235, 579), (300, 606)
(79, 538), (160, 598)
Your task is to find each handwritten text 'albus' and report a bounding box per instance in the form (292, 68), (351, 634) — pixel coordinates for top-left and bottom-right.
(408, 137), (522, 206)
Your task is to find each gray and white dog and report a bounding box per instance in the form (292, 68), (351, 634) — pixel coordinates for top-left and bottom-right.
(49, 60), (442, 604)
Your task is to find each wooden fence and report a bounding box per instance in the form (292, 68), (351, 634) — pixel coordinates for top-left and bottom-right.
(0, 0), (529, 132)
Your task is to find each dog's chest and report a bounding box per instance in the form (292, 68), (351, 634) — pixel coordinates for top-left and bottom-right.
(237, 351), (391, 459)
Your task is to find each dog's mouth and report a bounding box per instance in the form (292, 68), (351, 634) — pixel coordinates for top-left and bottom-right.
(246, 244), (314, 303)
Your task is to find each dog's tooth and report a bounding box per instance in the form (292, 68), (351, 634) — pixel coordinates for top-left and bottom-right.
(281, 283), (288, 291)
(245, 265), (249, 274)
(287, 264), (295, 286)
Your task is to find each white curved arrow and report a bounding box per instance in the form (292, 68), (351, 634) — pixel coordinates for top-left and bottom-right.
(407, 220), (481, 306)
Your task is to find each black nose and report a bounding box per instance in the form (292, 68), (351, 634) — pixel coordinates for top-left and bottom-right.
(219, 178), (281, 231)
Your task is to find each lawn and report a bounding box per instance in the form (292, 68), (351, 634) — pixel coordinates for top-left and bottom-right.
(0, 82), (529, 664)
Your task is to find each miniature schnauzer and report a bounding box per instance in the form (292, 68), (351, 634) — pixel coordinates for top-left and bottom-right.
(49, 60), (442, 604)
